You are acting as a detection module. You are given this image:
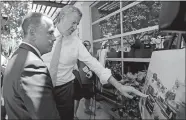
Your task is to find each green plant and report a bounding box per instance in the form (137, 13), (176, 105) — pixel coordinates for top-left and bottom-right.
(1, 1), (29, 57)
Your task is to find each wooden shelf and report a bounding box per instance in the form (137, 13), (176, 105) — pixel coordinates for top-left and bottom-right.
(106, 58), (122, 61)
(97, 94), (121, 106)
(123, 58), (151, 62)
(106, 58), (151, 62)
(102, 88), (116, 95)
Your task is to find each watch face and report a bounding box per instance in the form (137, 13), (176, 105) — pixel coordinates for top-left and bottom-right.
(82, 66), (89, 73)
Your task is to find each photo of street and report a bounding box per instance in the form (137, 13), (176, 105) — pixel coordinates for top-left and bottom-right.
(143, 49), (185, 120)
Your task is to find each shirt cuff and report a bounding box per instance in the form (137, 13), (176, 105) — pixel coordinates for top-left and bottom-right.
(99, 68), (112, 85)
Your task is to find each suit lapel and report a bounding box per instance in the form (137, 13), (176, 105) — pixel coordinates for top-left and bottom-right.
(19, 43), (42, 60)
(15, 43), (54, 87)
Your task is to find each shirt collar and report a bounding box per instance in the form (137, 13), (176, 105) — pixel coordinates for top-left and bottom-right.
(22, 42), (41, 57)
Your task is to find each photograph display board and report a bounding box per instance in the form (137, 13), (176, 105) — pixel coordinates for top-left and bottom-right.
(140, 49), (185, 120)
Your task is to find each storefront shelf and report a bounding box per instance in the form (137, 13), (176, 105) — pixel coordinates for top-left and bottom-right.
(106, 58), (151, 62)
(123, 58), (151, 62)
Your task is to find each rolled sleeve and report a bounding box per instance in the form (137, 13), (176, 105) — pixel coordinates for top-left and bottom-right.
(99, 68), (112, 85)
(77, 39), (112, 85)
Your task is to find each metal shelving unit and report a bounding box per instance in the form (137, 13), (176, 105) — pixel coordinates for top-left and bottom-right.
(90, 1), (160, 119)
(106, 58), (151, 62)
(90, 1), (159, 81)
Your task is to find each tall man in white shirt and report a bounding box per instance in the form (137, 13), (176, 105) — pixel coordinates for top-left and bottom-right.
(42, 5), (148, 120)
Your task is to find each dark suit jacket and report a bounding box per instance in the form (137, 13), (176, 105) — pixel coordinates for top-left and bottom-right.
(3, 43), (60, 119)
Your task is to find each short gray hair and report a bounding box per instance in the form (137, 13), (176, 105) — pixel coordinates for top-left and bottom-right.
(21, 12), (44, 37)
(57, 5), (82, 23)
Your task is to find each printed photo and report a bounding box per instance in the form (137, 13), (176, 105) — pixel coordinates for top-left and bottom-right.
(142, 49), (185, 120)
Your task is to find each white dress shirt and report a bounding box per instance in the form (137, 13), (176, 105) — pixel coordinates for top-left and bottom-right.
(73, 64), (79, 71)
(42, 35), (111, 86)
(1, 55), (7, 66)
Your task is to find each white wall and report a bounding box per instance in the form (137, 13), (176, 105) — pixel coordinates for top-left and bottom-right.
(74, 2), (83, 40)
(74, 1), (94, 51)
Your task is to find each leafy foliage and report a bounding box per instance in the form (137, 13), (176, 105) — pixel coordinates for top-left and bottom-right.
(122, 1), (162, 43)
(99, 13), (121, 38)
(122, 1), (161, 33)
(93, 1), (162, 41)
(1, 1), (29, 57)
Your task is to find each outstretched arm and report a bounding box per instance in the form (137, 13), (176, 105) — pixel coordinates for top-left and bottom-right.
(77, 39), (148, 99)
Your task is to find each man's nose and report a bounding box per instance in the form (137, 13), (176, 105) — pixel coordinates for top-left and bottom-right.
(53, 38), (56, 42)
(52, 35), (56, 42)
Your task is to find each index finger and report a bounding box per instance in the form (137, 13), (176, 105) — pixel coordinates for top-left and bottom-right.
(131, 87), (148, 98)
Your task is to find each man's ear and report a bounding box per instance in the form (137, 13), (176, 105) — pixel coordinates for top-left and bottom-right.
(28, 26), (37, 42)
(28, 25), (36, 36)
(30, 28), (35, 36)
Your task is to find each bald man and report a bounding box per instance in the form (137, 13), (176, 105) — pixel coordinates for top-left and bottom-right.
(2, 12), (60, 119)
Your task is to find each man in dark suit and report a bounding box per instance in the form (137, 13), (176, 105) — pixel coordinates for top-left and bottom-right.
(3, 12), (60, 119)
